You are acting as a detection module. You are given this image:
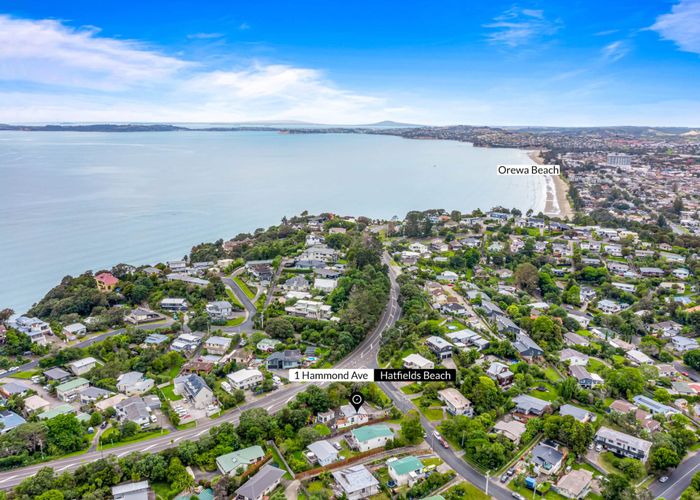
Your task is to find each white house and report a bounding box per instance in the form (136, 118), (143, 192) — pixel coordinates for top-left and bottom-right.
(402, 353), (434, 370)
(116, 372), (155, 396)
(336, 404), (369, 429)
(67, 357), (98, 376)
(387, 456), (424, 486)
(227, 369), (264, 391)
(332, 465), (380, 500)
(626, 349), (654, 366)
(437, 388), (473, 417)
(314, 278), (338, 293)
(347, 424), (393, 452)
(307, 439), (339, 466)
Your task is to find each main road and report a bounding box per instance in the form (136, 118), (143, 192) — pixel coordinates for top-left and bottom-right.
(0, 253), (401, 489)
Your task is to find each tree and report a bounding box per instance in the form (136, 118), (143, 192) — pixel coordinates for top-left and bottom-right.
(605, 367), (645, 398)
(650, 446), (681, 472)
(36, 491), (64, 500)
(514, 263), (538, 295)
(400, 411), (424, 444)
(45, 414), (85, 453)
(265, 317), (295, 340)
(684, 350), (700, 371)
(602, 473), (633, 500)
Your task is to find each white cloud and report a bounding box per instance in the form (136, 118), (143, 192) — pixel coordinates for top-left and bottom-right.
(187, 32), (224, 39)
(650, 0), (700, 54)
(601, 40), (628, 62)
(0, 15), (402, 124)
(0, 15), (189, 90)
(484, 7), (561, 47)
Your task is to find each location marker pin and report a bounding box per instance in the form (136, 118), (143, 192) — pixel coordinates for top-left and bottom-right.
(350, 391), (364, 412)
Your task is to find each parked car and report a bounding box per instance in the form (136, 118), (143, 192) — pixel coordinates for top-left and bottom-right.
(659, 476), (669, 483)
(500, 474), (509, 483)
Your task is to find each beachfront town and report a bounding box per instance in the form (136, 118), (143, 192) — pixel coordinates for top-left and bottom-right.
(0, 143), (700, 499)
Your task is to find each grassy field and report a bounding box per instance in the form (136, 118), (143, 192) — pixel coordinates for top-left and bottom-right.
(225, 316), (246, 326)
(225, 288), (244, 308)
(446, 482), (490, 500)
(161, 385), (183, 401)
(234, 277), (256, 299)
(509, 479), (566, 500)
(268, 446), (293, 479)
(531, 383), (558, 402)
(99, 429), (169, 450)
(314, 423), (331, 436)
(543, 367), (561, 382)
(9, 370), (39, 379)
(421, 407), (445, 421)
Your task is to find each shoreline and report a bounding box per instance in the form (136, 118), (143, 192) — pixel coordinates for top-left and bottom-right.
(528, 150), (573, 220)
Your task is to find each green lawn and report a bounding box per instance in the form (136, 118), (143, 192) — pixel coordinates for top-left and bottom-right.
(225, 316), (245, 326)
(161, 385), (182, 401)
(401, 383), (424, 395)
(531, 384), (558, 402)
(509, 479), (566, 500)
(543, 367), (561, 382)
(234, 277), (256, 299)
(314, 423), (331, 436)
(225, 288), (244, 308)
(306, 480), (333, 498)
(9, 370), (39, 379)
(587, 358), (607, 373)
(422, 457), (444, 468)
(268, 446), (293, 480)
(443, 320), (467, 331)
(420, 407), (445, 421)
(99, 429), (169, 450)
(151, 482), (172, 500)
(446, 482), (490, 500)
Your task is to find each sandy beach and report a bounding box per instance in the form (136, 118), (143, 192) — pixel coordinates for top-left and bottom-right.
(528, 150), (574, 220)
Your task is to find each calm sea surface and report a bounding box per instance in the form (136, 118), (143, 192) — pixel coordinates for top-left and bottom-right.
(0, 131), (544, 313)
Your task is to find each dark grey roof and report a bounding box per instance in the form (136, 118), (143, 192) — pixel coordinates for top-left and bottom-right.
(235, 464), (285, 499)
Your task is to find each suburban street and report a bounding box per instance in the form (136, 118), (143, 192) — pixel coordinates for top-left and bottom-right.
(651, 451), (700, 499)
(0, 252), (404, 489)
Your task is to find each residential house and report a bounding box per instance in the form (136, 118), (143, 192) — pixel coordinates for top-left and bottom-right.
(388, 456), (424, 486)
(332, 465), (380, 500)
(626, 349), (654, 366)
(216, 445), (265, 475)
(7, 316), (51, 344)
(486, 362), (514, 387)
(160, 297), (188, 312)
(285, 300), (333, 320)
(513, 332), (544, 359)
(555, 469), (593, 499)
(348, 424), (393, 452)
(493, 419), (527, 445)
(598, 299), (622, 314)
(564, 332), (590, 347)
(437, 388), (473, 416)
(23, 395), (50, 415)
(0, 410), (26, 434)
(403, 353), (434, 370)
(173, 374), (215, 409)
(437, 270), (458, 282)
(559, 404), (596, 423)
(111, 481), (153, 500)
(115, 396), (153, 427)
(670, 336), (699, 353)
(307, 439), (339, 466)
(595, 427), (652, 462)
(561, 348), (589, 366)
(314, 278), (338, 293)
(650, 321), (683, 338)
(640, 267), (665, 277)
(56, 378), (90, 401)
(171, 333), (202, 355)
(0, 382), (29, 398)
(125, 308), (164, 325)
(532, 441), (565, 475)
(425, 336), (453, 359)
(43, 367), (71, 382)
(227, 369), (264, 391)
(336, 404), (369, 429)
(266, 350), (302, 370)
(143, 333), (169, 346)
(205, 301), (234, 320)
(512, 395), (552, 416)
(632, 395), (681, 416)
(79, 386), (113, 404)
(68, 357), (98, 375)
(203, 336), (232, 355)
(62, 323), (87, 338)
(234, 464), (285, 500)
(569, 365), (602, 389)
(283, 275), (309, 292)
(95, 272), (118, 292)
(117, 372), (155, 396)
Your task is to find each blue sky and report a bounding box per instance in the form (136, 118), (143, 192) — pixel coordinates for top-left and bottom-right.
(2, 0), (700, 125)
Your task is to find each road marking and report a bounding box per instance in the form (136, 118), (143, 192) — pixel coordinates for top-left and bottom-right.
(0, 476), (16, 484)
(142, 444), (157, 451)
(117, 451), (131, 457)
(56, 465), (72, 471)
(173, 436), (185, 443)
(196, 429), (207, 437)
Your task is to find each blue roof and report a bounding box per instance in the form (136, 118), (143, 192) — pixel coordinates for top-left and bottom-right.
(0, 410), (26, 432)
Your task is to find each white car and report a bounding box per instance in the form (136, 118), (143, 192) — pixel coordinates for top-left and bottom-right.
(659, 476), (669, 483)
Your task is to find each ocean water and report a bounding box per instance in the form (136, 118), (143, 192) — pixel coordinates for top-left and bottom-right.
(0, 131), (544, 313)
